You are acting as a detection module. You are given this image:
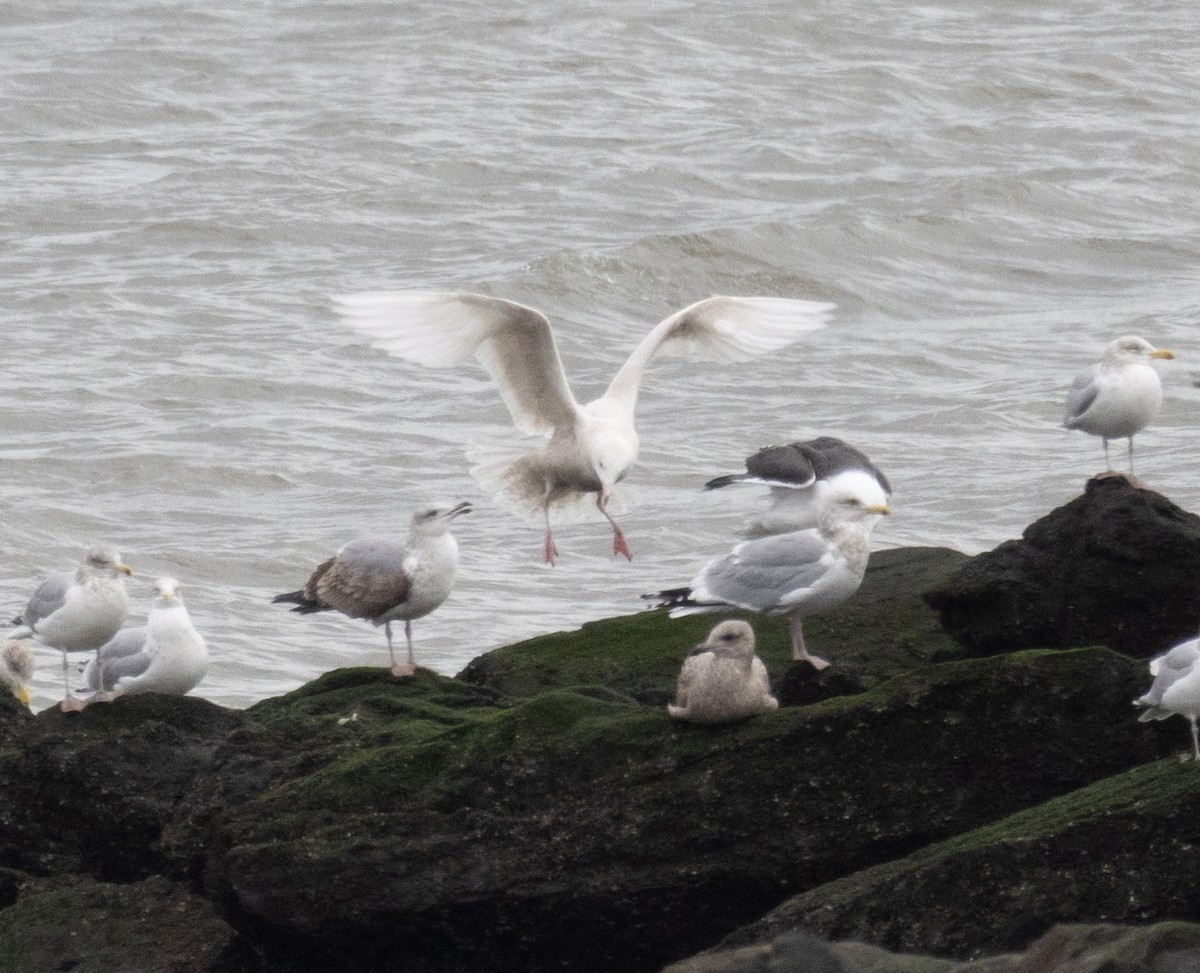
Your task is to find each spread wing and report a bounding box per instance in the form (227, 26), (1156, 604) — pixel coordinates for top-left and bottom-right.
(333, 291), (581, 436)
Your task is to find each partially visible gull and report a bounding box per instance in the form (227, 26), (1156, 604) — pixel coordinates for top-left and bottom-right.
(705, 436), (891, 537)
(82, 577), (208, 699)
(668, 620), (778, 724)
(1134, 637), (1200, 760)
(1, 640), (34, 708)
(9, 548), (134, 712)
(333, 291), (833, 564)
(1064, 335), (1174, 474)
(274, 502), (471, 676)
(650, 485), (891, 670)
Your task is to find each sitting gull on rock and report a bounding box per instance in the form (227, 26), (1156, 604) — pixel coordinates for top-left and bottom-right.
(82, 577), (208, 700)
(274, 502), (471, 677)
(667, 620), (778, 724)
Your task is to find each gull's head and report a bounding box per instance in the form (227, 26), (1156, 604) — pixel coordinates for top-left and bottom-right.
(589, 434), (638, 490)
(2, 640), (34, 708)
(699, 619), (756, 657)
(410, 501), (473, 536)
(1104, 335), (1175, 367)
(83, 547), (134, 578)
(820, 485), (892, 531)
(154, 577), (182, 604)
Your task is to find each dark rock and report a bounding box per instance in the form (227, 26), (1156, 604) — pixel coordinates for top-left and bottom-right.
(926, 477), (1200, 658)
(0, 874), (261, 973)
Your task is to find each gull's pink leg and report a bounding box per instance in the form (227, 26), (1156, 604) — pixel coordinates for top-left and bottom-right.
(597, 489), (632, 561)
(788, 614), (830, 670)
(59, 650), (88, 712)
(543, 503), (559, 565)
(389, 620), (416, 678)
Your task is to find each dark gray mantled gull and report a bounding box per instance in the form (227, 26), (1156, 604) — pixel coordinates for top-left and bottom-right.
(1134, 637), (1200, 760)
(333, 291), (833, 565)
(1063, 335), (1175, 474)
(273, 502), (471, 677)
(705, 436), (892, 537)
(650, 485), (891, 670)
(1, 640), (34, 708)
(82, 577), (209, 700)
(667, 620), (778, 724)
(9, 547), (134, 712)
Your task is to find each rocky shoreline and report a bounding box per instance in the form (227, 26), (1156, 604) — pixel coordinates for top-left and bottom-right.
(3, 475), (1200, 973)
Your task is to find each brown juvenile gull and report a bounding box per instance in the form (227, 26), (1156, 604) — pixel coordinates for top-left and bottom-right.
(649, 485), (890, 670)
(1134, 637), (1200, 761)
(705, 435), (891, 537)
(1063, 335), (1174, 474)
(82, 577), (209, 699)
(667, 620), (778, 724)
(1, 640), (34, 708)
(9, 547), (134, 712)
(273, 502), (471, 676)
(333, 291), (833, 564)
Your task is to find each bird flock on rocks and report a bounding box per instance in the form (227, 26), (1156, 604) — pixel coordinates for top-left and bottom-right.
(1, 295), (1187, 748)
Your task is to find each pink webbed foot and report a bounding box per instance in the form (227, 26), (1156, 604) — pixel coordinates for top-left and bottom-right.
(391, 662), (417, 678)
(612, 527), (632, 561)
(543, 529), (560, 566)
(60, 695), (89, 713)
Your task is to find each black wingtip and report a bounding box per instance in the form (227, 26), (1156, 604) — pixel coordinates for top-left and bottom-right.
(703, 474), (743, 491)
(641, 586), (696, 610)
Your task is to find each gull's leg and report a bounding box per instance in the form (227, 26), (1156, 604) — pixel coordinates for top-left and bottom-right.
(391, 619), (416, 678)
(788, 614), (830, 670)
(60, 649), (87, 712)
(92, 649), (116, 704)
(1128, 436), (1136, 475)
(597, 487), (632, 561)
(1191, 716), (1199, 762)
(541, 484), (559, 566)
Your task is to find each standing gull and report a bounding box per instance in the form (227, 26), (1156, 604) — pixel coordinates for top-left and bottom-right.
(668, 620), (778, 724)
(1134, 637), (1200, 760)
(650, 485), (890, 670)
(82, 577), (208, 699)
(1063, 335), (1174, 474)
(1, 640), (34, 708)
(9, 548), (134, 712)
(333, 291), (833, 564)
(705, 436), (891, 537)
(273, 502), (471, 676)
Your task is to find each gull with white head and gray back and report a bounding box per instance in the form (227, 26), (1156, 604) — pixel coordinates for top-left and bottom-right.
(82, 577), (208, 700)
(9, 548), (134, 712)
(1063, 335), (1174, 476)
(650, 484), (891, 670)
(668, 619), (778, 724)
(333, 291), (833, 564)
(273, 502), (471, 677)
(705, 436), (891, 537)
(1134, 637), (1200, 761)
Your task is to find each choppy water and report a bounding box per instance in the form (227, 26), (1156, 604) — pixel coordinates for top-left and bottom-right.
(4, 0), (1200, 711)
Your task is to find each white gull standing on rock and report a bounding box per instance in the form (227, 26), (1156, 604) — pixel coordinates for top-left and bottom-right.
(332, 291), (833, 564)
(9, 548), (134, 712)
(82, 577), (208, 700)
(650, 485), (890, 670)
(1063, 335), (1174, 475)
(667, 620), (778, 724)
(273, 502), (471, 677)
(1134, 637), (1200, 761)
(704, 436), (891, 537)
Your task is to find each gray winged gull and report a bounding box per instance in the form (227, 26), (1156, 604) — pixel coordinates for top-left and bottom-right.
(650, 485), (890, 670)
(667, 619), (778, 724)
(333, 291), (833, 564)
(9, 547), (134, 712)
(705, 436), (891, 537)
(82, 577), (208, 699)
(1, 640), (34, 708)
(1063, 335), (1174, 474)
(1134, 637), (1200, 760)
(273, 502), (471, 676)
